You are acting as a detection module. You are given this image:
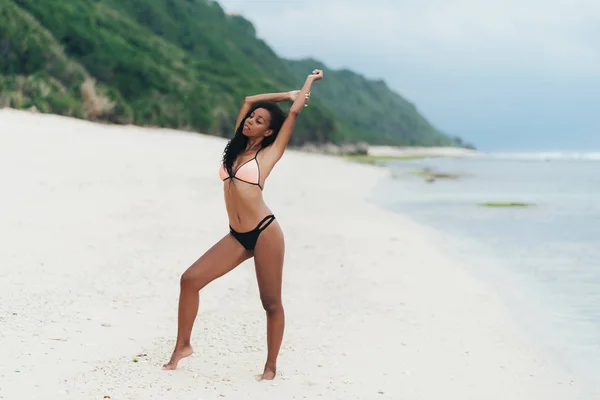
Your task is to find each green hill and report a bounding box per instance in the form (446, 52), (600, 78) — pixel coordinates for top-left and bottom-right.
(285, 58), (457, 146)
(0, 0), (470, 148)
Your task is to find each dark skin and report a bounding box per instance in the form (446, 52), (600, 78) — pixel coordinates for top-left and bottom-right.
(162, 70), (323, 380)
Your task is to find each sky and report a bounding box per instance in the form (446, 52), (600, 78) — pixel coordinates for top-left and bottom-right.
(217, 0), (600, 151)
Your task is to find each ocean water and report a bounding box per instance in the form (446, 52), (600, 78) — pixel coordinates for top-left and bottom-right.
(374, 152), (600, 397)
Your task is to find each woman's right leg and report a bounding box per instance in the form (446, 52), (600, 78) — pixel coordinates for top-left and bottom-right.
(162, 233), (252, 370)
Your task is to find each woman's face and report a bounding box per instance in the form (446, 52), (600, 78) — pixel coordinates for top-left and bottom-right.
(242, 108), (273, 138)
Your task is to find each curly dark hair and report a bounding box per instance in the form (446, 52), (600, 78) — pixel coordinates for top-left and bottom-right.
(222, 101), (286, 177)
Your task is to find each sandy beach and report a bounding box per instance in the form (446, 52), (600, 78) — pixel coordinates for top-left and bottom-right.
(0, 109), (581, 400)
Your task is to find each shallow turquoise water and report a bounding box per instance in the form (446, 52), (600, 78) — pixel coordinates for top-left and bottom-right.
(375, 153), (600, 398)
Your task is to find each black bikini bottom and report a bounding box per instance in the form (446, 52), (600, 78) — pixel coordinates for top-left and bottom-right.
(230, 215), (276, 251)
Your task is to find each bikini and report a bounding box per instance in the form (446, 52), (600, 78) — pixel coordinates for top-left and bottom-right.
(218, 148), (276, 251)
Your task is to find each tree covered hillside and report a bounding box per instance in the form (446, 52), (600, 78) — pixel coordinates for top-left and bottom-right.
(285, 58), (457, 146)
(0, 0), (469, 147)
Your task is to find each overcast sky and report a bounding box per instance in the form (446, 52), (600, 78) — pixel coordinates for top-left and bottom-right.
(218, 0), (600, 151)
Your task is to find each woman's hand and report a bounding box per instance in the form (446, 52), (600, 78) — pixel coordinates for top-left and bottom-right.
(288, 90), (300, 102)
(309, 69), (324, 81)
(289, 90), (310, 107)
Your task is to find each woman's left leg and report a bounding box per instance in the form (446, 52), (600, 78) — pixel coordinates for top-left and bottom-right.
(253, 219), (285, 380)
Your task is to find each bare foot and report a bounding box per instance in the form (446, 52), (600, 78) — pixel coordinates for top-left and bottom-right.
(260, 364), (276, 380)
(162, 345), (193, 370)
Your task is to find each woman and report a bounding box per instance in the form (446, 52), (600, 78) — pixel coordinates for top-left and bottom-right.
(162, 69), (324, 380)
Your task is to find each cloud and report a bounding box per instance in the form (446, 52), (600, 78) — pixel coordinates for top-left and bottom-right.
(218, 0), (600, 78)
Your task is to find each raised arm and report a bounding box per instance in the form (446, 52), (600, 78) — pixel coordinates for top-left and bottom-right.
(234, 91), (293, 132)
(267, 69), (324, 162)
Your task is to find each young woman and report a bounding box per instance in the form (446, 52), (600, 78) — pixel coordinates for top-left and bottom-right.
(162, 69), (324, 380)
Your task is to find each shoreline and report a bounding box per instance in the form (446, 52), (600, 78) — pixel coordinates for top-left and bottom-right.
(0, 108), (581, 400)
(367, 144), (480, 158)
(375, 155), (599, 398)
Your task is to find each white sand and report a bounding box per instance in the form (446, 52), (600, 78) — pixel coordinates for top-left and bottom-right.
(0, 109), (581, 400)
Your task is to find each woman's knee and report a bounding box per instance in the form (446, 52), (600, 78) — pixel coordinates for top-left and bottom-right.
(180, 270), (204, 291)
(261, 295), (283, 315)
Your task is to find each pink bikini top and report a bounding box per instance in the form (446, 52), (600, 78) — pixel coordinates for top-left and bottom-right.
(219, 149), (263, 190)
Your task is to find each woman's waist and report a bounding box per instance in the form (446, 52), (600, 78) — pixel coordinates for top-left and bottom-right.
(224, 201), (273, 231)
